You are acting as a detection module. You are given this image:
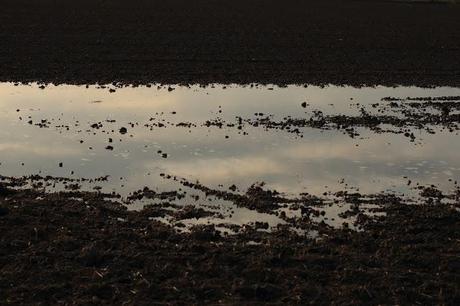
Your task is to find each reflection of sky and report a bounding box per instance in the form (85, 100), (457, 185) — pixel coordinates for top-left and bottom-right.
(0, 83), (460, 200)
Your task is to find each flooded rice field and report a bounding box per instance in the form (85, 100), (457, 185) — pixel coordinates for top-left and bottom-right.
(1, 83), (459, 231)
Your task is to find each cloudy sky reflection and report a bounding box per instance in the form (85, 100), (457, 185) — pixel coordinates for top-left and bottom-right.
(1, 83), (459, 200)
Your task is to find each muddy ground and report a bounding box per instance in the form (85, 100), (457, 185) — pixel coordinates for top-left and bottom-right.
(3, 90), (460, 305)
(1, 0), (460, 304)
(1, 0), (460, 87)
(1, 182), (459, 305)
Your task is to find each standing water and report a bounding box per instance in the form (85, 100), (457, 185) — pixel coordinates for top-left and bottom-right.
(1, 83), (459, 229)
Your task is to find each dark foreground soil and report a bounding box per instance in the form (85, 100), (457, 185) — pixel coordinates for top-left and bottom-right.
(1, 0), (460, 87)
(1, 183), (459, 305)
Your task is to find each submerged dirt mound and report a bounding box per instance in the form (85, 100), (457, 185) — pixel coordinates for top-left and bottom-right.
(1, 184), (459, 304)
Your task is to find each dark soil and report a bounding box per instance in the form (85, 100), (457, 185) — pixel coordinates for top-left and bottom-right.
(2, 0), (460, 304)
(1, 182), (459, 305)
(1, 0), (459, 87)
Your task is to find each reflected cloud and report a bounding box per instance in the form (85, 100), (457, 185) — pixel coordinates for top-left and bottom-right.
(161, 157), (285, 182)
(0, 82), (459, 199)
(0, 141), (81, 156)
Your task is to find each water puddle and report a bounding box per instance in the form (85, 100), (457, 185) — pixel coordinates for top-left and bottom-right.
(1, 83), (459, 231)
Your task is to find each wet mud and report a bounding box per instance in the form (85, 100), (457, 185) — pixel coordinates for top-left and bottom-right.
(1, 179), (459, 304)
(1, 21), (460, 300)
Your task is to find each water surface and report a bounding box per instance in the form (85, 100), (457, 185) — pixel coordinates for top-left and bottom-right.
(1, 83), (459, 228)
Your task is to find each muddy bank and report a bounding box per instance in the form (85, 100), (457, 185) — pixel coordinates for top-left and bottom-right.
(1, 0), (459, 87)
(1, 182), (459, 304)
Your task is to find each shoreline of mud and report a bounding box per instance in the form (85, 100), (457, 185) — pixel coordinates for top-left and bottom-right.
(1, 181), (459, 304)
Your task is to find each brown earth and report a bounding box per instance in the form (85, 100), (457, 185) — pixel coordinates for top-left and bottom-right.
(1, 0), (459, 87)
(2, 1), (460, 304)
(1, 183), (459, 305)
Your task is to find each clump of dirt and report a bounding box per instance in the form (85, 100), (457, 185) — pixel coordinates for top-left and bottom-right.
(172, 205), (221, 221)
(127, 187), (185, 202)
(175, 178), (297, 213)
